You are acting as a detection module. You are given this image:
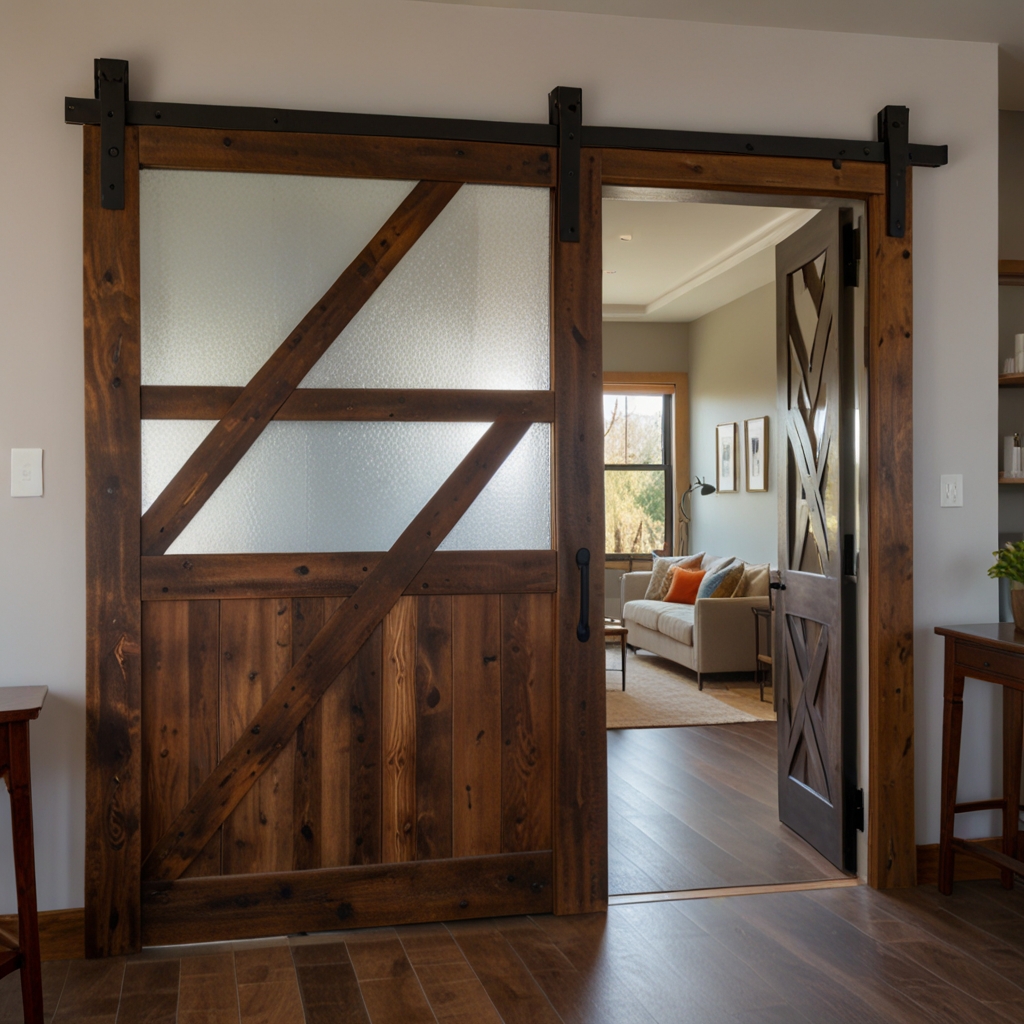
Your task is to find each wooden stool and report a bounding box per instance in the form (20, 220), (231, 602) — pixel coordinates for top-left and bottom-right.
(605, 624), (628, 690)
(934, 626), (1024, 894)
(752, 606), (773, 705)
(0, 686), (46, 1024)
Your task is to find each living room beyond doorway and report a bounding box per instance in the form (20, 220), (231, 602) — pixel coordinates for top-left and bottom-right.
(602, 187), (858, 896)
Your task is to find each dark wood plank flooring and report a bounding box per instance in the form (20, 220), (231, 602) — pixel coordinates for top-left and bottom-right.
(608, 721), (848, 894)
(3, 882), (1024, 1022)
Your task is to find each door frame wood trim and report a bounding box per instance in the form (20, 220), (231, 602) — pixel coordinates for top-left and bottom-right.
(600, 149), (914, 889)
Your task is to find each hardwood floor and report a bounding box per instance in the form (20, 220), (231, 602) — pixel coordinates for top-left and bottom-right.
(608, 721), (847, 895)
(2, 882), (1024, 1022)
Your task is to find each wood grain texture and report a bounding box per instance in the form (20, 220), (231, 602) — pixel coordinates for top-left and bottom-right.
(867, 185), (915, 888)
(142, 549), (557, 601)
(601, 149), (885, 196)
(0, 909), (84, 962)
(141, 386), (555, 423)
(917, 838), (1004, 885)
(140, 179), (462, 556)
(291, 598), (324, 871)
(552, 148), (607, 914)
(83, 124), (143, 958)
(414, 596), (453, 861)
(345, 624), (383, 867)
(452, 595), (502, 858)
(219, 600), (295, 876)
(142, 419), (529, 881)
(501, 593), (553, 853)
(382, 598), (418, 864)
(139, 127), (556, 186)
(140, 852), (552, 945)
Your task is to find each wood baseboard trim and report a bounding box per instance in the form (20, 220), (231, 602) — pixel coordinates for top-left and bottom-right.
(0, 908), (85, 962)
(916, 837), (1006, 885)
(607, 876), (859, 906)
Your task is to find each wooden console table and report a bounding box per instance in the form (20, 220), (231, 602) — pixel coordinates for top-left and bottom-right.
(0, 686), (46, 1024)
(934, 625), (1024, 894)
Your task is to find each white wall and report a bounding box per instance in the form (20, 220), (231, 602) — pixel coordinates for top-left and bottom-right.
(0, 0), (997, 910)
(688, 283), (776, 564)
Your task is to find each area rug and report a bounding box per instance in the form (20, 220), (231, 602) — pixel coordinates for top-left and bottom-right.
(606, 647), (772, 729)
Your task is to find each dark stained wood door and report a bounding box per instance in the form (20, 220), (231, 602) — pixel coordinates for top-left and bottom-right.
(775, 209), (856, 872)
(83, 126), (606, 954)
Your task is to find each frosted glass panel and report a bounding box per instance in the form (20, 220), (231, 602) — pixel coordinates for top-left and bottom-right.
(301, 185), (550, 390)
(141, 421), (550, 554)
(141, 174), (550, 390)
(140, 172), (418, 385)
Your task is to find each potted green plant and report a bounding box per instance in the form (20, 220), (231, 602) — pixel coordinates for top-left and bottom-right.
(988, 541), (1024, 629)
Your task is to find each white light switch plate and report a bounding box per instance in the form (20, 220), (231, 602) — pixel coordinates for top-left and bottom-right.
(11, 448), (43, 497)
(940, 473), (962, 508)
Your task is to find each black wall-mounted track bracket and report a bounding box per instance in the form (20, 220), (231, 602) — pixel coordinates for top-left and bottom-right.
(878, 105), (910, 238)
(549, 87), (582, 243)
(95, 58), (128, 210)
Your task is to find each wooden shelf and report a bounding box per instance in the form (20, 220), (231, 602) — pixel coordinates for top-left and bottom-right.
(999, 373), (1024, 388)
(999, 474), (1024, 485)
(1000, 260), (1024, 285)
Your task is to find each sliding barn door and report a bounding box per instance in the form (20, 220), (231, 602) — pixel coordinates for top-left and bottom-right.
(775, 209), (856, 872)
(83, 125), (605, 953)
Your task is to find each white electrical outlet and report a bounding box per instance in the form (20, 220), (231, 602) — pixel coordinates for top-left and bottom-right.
(11, 449), (43, 497)
(940, 474), (963, 508)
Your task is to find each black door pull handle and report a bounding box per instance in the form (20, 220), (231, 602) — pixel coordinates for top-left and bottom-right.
(576, 548), (591, 643)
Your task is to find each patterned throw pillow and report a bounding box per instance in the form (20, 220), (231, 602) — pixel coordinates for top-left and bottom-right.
(696, 561), (745, 600)
(734, 563), (770, 598)
(644, 552), (704, 601)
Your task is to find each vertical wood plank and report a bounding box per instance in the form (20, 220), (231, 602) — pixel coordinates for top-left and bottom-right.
(186, 600), (222, 878)
(501, 593), (553, 853)
(415, 595), (453, 860)
(552, 147), (607, 913)
(349, 622), (383, 866)
(220, 599), (294, 874)
(867, 184), (915, 888)
(452, 594), (502, 857)
(382, 597), (418, 862)
(320, 596), (352, 868)
(292, 597), (324, 870)
(84, 124), (142, 956)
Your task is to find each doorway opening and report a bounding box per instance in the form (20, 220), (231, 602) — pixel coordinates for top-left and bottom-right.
(602, 186), (866, 897)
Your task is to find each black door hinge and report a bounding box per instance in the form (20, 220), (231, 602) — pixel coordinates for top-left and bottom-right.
(877, 105), (909, 238)
(95, 58), (129, 210)
(548, 87), (582, 243)
(854, 788), (865, 832)
(842, 224), (860, 288)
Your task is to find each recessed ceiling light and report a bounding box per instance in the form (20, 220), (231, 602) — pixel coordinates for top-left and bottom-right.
(604, 269), (616, 274)
(619, 234), (632, 241)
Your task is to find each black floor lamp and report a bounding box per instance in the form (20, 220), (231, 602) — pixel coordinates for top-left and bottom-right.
(678, 477), (716, 555)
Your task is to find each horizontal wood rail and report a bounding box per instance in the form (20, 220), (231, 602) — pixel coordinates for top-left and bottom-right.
(141, 386), (555, 422)
(142, 550), (557, 600)
(141, 851), (551, 945)
(600, 149), (886, 197)
(138, 127), (556, 187)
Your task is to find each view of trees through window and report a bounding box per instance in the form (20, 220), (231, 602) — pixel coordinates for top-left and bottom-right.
(604, 392), (670, 555)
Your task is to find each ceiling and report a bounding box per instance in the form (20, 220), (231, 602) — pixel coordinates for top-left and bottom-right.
(415, 0), (1024, 108)
(602, 198), (814, 322)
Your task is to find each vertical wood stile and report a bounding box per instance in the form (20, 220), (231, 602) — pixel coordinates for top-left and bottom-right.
(452, 595), (502, 857)
(867, 183), (915, 888)
(291, 598), (325, 870)
(414, 596), (454, 860)
(501, 593), (553, 853)
(220, 600), (295, 874)
(383, 597), (418, 862)
(552, 148), (607, 913)
(348, 623), (383, 865)
(84, 124), (142, 956)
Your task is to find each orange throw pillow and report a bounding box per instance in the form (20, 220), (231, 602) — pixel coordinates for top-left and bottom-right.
(663, 567), (705, 604)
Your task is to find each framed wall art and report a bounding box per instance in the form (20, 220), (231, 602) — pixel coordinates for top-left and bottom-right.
(745, 416), (769, 492)
(716, 422), (737, 492)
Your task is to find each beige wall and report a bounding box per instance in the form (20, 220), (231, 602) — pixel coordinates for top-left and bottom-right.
(603, 321), (688, 372)
(687, 284), (777, 565)
(0, 0), (999, 909)
(1000, 110), (1024, 260)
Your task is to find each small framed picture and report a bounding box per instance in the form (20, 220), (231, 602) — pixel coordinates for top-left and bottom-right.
(716, 422), (738, 492)
(745, 416), (769, 492)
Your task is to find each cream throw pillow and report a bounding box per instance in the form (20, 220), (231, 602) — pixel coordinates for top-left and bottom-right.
(734, 563), (771, 598)
(644, 552), (704, 601)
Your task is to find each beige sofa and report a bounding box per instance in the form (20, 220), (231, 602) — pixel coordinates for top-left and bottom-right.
(620, 557), (769, 689)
